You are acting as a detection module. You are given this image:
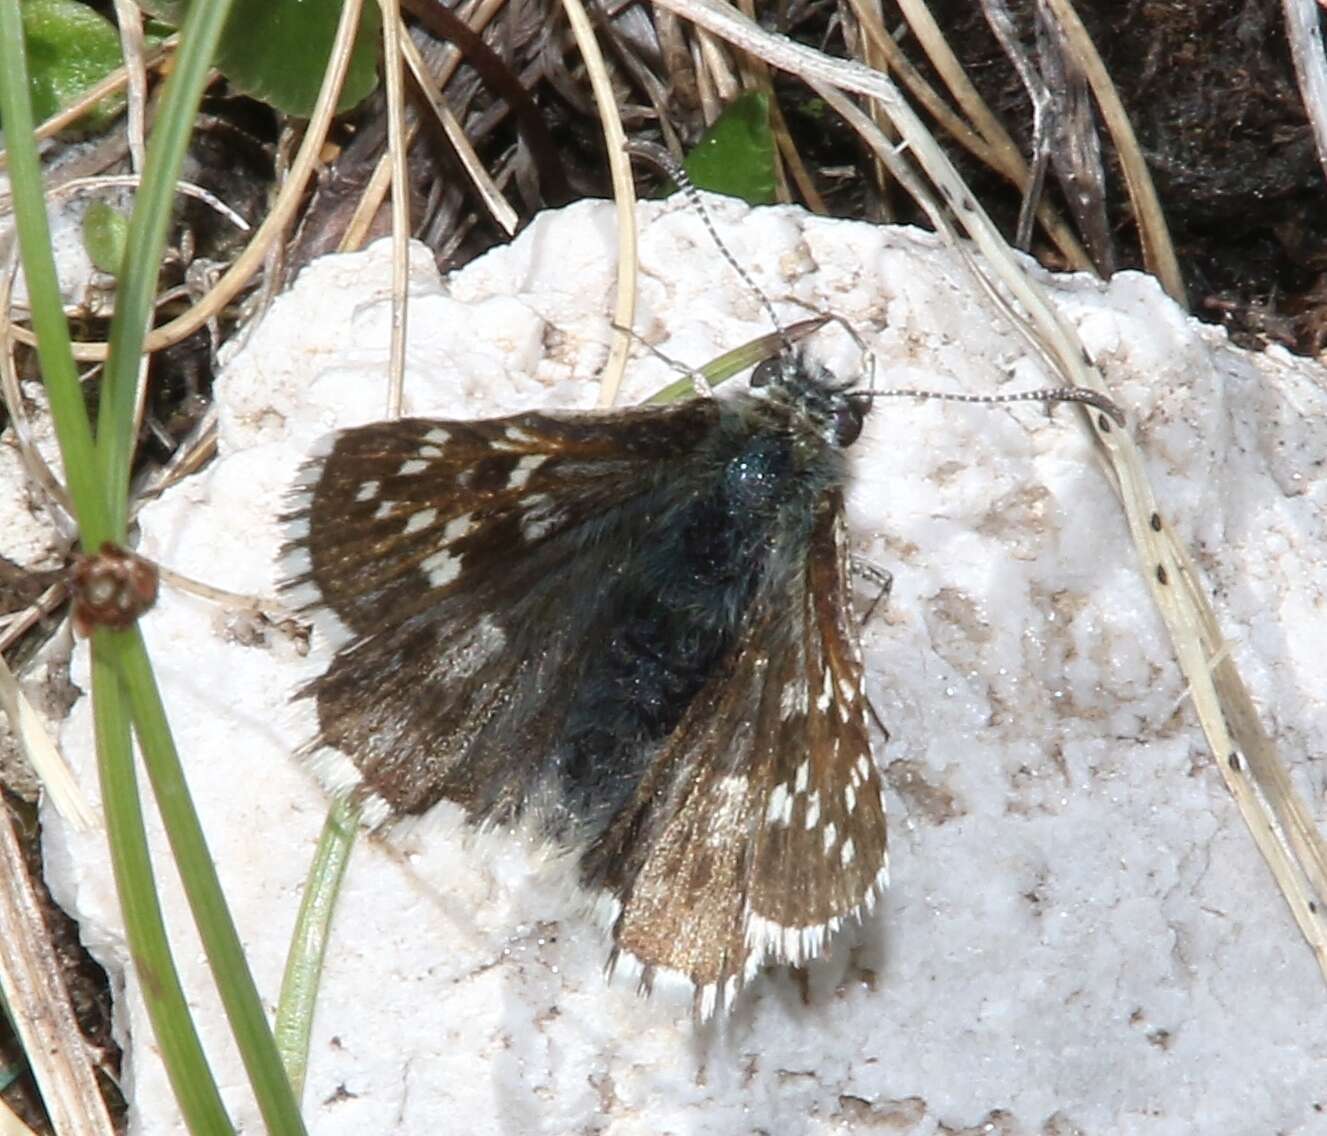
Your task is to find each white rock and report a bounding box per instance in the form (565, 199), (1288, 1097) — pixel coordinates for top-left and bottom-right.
(43, 197), (1327, 1135)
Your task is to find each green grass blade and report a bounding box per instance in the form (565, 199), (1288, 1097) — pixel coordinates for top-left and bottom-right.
(108, 627), (307, 1134)
(91, 646), (233, 1135)
(0, 0), (110, 546)
(275, 800), (359, 1101)
(93, 0), (233, 538)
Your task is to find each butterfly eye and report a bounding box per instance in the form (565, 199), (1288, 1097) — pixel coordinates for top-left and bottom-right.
(750, 358), (780, 389)
(833, 397), (867, 446)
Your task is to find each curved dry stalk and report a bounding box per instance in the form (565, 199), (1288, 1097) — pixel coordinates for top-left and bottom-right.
(1038, 0), (1185, 306)
(562, 0), (637, 407)
(40, 173), (252, 233)
(0, 237), (76, 530)
(977, 0), (1052, 249)
(651, 0), (1327, 989)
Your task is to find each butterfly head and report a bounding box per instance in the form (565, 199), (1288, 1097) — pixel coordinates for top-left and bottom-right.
(749, 348), (872, 449)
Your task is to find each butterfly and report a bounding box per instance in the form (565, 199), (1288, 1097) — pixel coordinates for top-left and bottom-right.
(278, 336), (889, 1018)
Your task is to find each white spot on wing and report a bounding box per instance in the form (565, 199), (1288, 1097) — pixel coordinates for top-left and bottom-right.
(421, 550), (461, 587)
(794, 759), (810, 794)
(816, 668), (833, 711)
(765, 782), (792, 826)
(492, 425), (541, 451)
(779, 680), (808, 720)
(354, 480), (380, 502)
(442, 512), (473, 544)
(520, 494), (564, 541)
(403, 507), (437, 534)
(424, 427), (451, 445)
(822, 821), (837, 852)
(840, 838), (856, 867)
(844, 784), (856, 812)
(418, 445), (443, 458)
(398, 459), (428, 476)
(804, 791), (820, 829)
(508, 453), (547, 489)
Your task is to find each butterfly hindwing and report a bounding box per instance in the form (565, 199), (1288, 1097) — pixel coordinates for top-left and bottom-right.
(584, 491), (887, 1015)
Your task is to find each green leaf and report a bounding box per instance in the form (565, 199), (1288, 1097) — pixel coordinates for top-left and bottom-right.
(83, 200), (130, 276)
(142, 0), (382, 116)
(683, 90), (777, 205)
(16, 0), (125, 132)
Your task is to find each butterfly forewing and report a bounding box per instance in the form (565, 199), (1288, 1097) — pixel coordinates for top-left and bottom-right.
(282, 401), (723, 823)
(283, 404), (718, 637)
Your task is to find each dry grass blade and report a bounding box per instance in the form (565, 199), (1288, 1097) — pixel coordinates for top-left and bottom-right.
(561, 0), (637, 407)
(0, 803), (112, 1135)
(110, 0), (148, 172)
(398, 27), (519, 235)
(0, 652), (94, 831)
(0, 1097), (39, 1136)
(843, 0), (1091, 271)
(1037, 0), (1185, 306)
(651, 0), (1327, 987)
(379, 0), (411, 420)
(1282, 0), (1327, 187)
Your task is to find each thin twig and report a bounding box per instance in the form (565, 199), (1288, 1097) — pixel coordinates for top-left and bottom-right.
(562, 0), (637, 407)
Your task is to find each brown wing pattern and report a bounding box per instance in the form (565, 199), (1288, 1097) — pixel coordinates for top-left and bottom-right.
(585, 491), (887, 1016)
(281, 402), (720, 825)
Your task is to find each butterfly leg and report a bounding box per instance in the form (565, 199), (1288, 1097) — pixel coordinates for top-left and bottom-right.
(851, 558), (893, 627)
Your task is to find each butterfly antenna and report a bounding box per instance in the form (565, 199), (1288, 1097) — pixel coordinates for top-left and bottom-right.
(873, 384), (1126, 427)
(609, 320), (713, 397)
(625, 141), (791, 353)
